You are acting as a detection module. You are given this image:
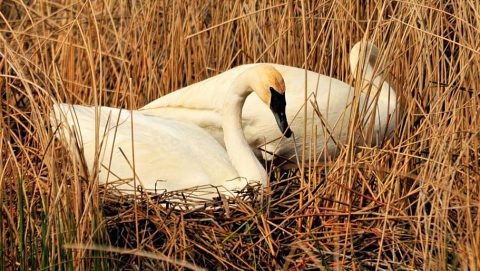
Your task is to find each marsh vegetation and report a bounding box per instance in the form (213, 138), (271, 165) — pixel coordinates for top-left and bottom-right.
(0, 0), (479, 270)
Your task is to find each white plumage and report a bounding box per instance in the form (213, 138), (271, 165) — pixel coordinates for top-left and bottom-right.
(140, 41), (397, 160)
(51, 64), (290, 197)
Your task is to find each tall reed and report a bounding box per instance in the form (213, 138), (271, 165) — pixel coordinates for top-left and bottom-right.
(0, 0), (478, 270)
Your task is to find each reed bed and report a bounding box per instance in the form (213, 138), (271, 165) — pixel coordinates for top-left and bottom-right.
(1, 0), (479, 270)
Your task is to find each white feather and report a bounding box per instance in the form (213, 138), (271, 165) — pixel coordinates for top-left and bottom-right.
(140, 41), (397, 160)
(51, 65), (288, 197)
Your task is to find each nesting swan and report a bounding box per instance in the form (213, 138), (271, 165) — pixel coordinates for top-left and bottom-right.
(140, 41), (397, 160)
(51, 64), (291, 196)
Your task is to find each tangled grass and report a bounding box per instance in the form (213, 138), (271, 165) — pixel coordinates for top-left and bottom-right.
(1, 0), (479, 270)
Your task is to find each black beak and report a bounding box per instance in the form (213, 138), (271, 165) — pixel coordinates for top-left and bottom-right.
(269, 87), (292, 138)
(273, 110), (292, 138)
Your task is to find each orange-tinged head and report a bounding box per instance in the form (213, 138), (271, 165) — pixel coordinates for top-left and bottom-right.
(247, 64), (291, 138)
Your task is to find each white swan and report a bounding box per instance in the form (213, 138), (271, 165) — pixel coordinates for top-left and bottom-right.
(51, 64), (291, 197)
(139, 41), (397, 160)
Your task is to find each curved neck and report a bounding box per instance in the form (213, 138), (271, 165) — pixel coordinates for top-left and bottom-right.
(351, 49), (397, 113)
(222, 74), (267, 185)
(351, 44), (398, 141)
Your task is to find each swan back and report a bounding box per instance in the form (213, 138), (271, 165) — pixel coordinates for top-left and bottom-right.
(140, 65), (256, 112)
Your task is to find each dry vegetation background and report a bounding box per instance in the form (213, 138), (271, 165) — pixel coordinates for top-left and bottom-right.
(0, 0), (479, 270)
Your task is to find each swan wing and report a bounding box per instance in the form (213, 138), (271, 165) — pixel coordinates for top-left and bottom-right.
(51, 104), (243, 193)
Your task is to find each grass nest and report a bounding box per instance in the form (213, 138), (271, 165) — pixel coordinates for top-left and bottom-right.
(1, 0), (479, 270)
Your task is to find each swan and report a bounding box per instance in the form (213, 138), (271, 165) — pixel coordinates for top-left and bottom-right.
(51, 64), (291, 197)
(139, 41), (397, 160)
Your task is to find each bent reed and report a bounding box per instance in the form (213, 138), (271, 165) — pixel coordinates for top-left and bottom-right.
(0, 1), (479, 270)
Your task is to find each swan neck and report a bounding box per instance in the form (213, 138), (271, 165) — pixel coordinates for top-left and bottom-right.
(222, 78), (267, 184)
(352, 49), (398, 141)
(367, 68), (397, 110)
(352, 54), (397, 109)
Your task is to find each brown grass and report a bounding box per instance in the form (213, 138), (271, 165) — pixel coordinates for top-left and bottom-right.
(1, 0), (479, 270)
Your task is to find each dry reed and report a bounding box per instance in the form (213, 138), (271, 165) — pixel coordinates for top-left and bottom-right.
(0, 0), (479, 270)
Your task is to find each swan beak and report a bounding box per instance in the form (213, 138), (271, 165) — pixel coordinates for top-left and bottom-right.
(269, 87), (292, 138)
(273, 111), (292, 138)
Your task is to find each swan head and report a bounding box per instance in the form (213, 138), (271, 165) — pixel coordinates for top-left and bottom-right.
(350, 41), (379, 78)
(249, 64), (292, 138)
